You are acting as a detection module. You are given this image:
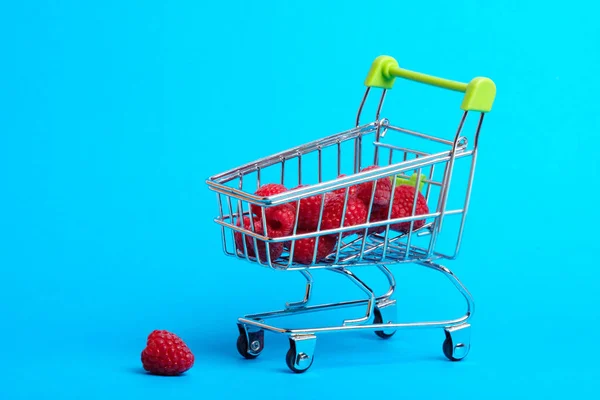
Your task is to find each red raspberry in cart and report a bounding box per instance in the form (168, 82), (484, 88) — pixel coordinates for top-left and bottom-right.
(141, 330), (194, 376)
(367, 205), (390, 234)
(234, 216), (284, 262)
(332, 174), (360, 198)
(251, 184), (288, 217)
(291, 184), (327, 231)
(388, 185), (430, 233)
(252, 183), (288, 206)
(289, 233), (337, 265)
(355, 165), (393, 207)
(251, 183), (295, 236)
(320, 194), (368, 236)
(264, 203), (296, 236)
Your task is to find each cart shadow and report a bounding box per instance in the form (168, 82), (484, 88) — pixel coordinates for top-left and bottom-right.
(192, 330), (449, 374)
(126, 367), (188, 377)
(186, 333), (290, 362)
(316, 334), (447, 363)
(271, 353), (447, 375)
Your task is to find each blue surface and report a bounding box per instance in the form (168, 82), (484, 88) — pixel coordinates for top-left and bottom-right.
(1, 1), (599, 398)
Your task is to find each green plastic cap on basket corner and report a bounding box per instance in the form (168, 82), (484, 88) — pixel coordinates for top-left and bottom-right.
(364, 55), (496, 113)
(392, 173), (426, 192)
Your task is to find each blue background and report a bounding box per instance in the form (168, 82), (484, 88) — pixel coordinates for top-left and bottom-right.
(1, 1), (599, 399)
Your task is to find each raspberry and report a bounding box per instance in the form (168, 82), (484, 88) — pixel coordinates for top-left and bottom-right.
(355, 166), (393, 207)
(367, 205), (390, 234)
(291, 184), (327, 231)
(234, 216), (284, 262)
(333, 174), (360, 197)
(264, 203), (296, 236)
(251, 183), (288, 218)
(321, 194), (368, 236)
(141, 330), (194, 376)
(289, 233), (337, 265)
(250, 183), (296, 235)
(388, 185), (430, 233)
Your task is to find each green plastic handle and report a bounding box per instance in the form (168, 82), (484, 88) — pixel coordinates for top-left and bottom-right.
(388, 65), (468, 93)
(364, 55), (496, 113)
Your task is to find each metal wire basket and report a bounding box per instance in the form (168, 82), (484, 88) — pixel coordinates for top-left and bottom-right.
(206, 55), (496, 372)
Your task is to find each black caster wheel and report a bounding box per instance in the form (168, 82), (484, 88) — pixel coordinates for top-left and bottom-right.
(442, 337), (458, 361)
(285, 336), (316, 373)
(442, 327), (470, 361)
(285, 348), (313, 373)
(373, 307), (396, 339)
(236, 327), (264, 359)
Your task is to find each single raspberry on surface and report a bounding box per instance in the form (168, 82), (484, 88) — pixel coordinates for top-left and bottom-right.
(289, 233), (337, 265)
(141, 330), (194, 376)
(234, 216), (284, 262)
(320, 194), (368, 236)
(388, 185), (430, 233)
(355, 165), (393, 208)
(291, 184), (327, 231)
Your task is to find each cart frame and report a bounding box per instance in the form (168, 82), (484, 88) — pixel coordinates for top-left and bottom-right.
(206, 55), (495, 372)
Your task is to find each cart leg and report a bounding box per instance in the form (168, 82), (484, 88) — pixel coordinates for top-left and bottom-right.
(331, 267), (376, 326)
(417, 261), (474, 361)
(370, 265), (398, 338)
(285, 270), (313, 310)
(375, 265), (396, 301)
(443, 323), (471, 361)
(236, 323), (265, 359)
(418, 261), (474, 321)
(286, 334), (317, 373)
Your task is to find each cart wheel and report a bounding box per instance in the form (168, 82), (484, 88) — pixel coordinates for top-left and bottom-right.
(373, 307), (396, 339)
(285, 348), (313, 373)
(442, 337), (458, 361)
(442, 325), (471, 361)
(285, 335), (316, 373)
(236, 328), (264, 359)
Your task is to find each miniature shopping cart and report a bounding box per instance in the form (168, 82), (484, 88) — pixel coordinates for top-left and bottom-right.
(206, 55), (496, 373)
